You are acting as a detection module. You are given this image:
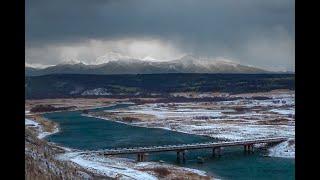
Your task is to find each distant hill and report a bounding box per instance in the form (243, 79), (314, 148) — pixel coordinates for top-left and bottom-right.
(25, 73), (295, 99)
(25, 55), (270, 76)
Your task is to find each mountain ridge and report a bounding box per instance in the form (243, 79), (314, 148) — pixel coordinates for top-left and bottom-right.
(26, 55), (270, 76)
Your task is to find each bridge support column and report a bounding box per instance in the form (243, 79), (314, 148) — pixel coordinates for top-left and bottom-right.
(176, 150), (186, 163)
(244, 144), (254, 154)
(137, 153), (146, 162)
(182, 150), (186, 163)
(217, 147), (222, 157)
(249, 144), (254, 153)
(212, 148), (216, 157)
(137, 153), (141, 162)
(212, 147), (222, 157)
(244, 145), (248, 153)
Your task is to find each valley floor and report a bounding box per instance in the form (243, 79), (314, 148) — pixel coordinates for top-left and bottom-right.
(88, 89), (295, 158)
(25, 89), (294, 179)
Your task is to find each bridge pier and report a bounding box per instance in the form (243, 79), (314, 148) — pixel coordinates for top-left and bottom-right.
(176, 151), (180, 162)
(249, 144), (254, 153)
(244, 144), (254, 154)
(212, 147), (222, 157)
(217, 147), (222, 157)
(182, 150), (186, 163)
(137, 153), (141, 162)
(212, 148), (216, 157)
(176, 150), (186, 163)
(137, 153), (147, 162)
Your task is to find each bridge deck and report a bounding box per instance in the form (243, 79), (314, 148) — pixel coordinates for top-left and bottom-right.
(90, 137), (287, 155)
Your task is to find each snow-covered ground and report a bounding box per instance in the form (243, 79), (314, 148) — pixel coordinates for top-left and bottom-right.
(58, 152), (157, 180)
(57, 152), (211, 180)
(25, 118), (39, 126)
(25, 118), (59, 139)
(94, 91), (295, 158)
(268, 139), (295, 158)
(25, 110), (31, 115)
(37, 127), (59, 139)
(269, 108), (294, 115)
(81, 88), (112, 96)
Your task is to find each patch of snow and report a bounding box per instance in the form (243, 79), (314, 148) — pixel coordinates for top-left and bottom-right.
(268, 139), (295, 158)
(254, 143), (268, 148)
(270, 108), (295, 115)
(135, 161), (208, 177)
(57, 152), (211, 179)
(25, 118), (39, 127)
(81, 88), (112, 96)
(179, 167), (208, 177)
(58, 153), (157, 180)
(38, 126), (59, 139)
(174, 122), (294, 141)
(25, 110), (31, 115)
(110, 104), (224, 119)
(70, 87), (84, 95)
(25, 118), (59, 139)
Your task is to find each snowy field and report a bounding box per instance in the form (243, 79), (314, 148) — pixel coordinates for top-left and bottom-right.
(91, 90), (295, 158)
(57, 152), (211, 180)
(25, 90), (294, 179)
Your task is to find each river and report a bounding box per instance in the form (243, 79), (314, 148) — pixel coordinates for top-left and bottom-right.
(44, 104), (294, 180)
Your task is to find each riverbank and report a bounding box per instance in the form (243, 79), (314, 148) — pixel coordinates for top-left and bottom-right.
(85, 90), (295, 158)
(84, 113), (294, 159)
(25, 89), (294, 179)
(25, 114), (214, 179)
(25, 117), (102, 179)
(57, 152), (212, 180)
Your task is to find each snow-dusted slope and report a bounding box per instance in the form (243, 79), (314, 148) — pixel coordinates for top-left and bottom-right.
(26, 55), (268, 76)
(268, 139), (295, 158)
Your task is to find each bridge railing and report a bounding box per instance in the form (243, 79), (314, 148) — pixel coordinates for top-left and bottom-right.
(88, 137), (288, 155)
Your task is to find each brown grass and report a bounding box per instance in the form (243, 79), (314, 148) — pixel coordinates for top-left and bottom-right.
(288, 139), (295, 146)
(31, 115), (57, 132)
(141, 167), (212, 180)
(256, 118), (290, 125)
(151, 167), (171, 177)
(25, 128), (109, 180)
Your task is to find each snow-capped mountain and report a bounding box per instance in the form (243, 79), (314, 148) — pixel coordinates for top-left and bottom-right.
(25, 55), (269, 76)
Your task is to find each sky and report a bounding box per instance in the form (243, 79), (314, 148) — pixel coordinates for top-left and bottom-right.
(26, 0), (295, 71)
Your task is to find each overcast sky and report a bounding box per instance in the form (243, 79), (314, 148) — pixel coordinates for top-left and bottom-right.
(26, 0), (295, 71)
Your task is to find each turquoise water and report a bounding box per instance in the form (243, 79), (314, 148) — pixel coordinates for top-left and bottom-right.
(44, 104), (294, 180)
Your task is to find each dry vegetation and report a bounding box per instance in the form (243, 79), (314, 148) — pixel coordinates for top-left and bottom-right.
(25, 128), (109, 180)
(25, 98), (124, 112)
(86, 90), (294, 141)
(255, 118), (292, 125)
(92, 111), (157, 122)
(140, 167), (212, 180)
(25, 114), (214, 179)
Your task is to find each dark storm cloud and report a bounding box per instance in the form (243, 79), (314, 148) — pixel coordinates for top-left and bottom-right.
(26, 0), (294, 71)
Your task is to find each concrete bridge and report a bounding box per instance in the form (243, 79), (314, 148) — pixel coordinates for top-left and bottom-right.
(92, 137), (287, 162)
